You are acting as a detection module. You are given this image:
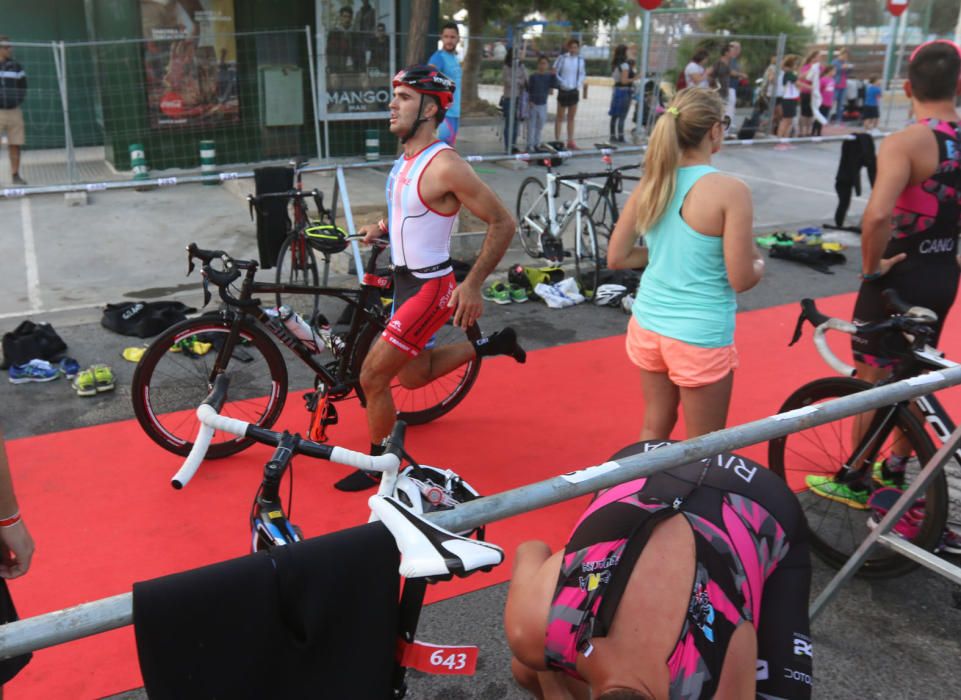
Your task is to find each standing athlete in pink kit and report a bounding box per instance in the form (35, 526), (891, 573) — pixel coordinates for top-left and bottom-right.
(335, 65), (526, 491)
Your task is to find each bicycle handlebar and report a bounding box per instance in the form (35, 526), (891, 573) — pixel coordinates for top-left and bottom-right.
(791, 290), (939, 377)
(173, 375), (404, 489)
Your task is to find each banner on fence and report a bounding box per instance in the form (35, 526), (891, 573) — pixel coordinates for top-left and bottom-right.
(140, 0), (240, 128)
(318, 0), (394, 119)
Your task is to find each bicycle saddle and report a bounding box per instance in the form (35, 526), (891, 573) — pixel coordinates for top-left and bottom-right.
(368, 495), (504, 581)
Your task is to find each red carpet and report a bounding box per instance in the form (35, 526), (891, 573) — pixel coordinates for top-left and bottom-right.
(7, 292), (961, 698)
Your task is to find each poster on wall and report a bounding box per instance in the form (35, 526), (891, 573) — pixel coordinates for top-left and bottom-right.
(141, 0), (240, 127)
(317, 0), (394, 119)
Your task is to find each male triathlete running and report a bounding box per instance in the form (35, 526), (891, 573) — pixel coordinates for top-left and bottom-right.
(335, 65), (526, 491)
(504, 441), (812, 700)
(806, 41), (961, 551)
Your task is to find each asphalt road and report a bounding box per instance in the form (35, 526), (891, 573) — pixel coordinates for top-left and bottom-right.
(2, 137), (960, 699)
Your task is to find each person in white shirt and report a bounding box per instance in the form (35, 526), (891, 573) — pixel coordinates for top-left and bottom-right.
(553, 37), (586, 149)
(684, 49), (710, 89)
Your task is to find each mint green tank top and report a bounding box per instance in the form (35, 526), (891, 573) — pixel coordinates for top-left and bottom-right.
(632, 165), (736, 348)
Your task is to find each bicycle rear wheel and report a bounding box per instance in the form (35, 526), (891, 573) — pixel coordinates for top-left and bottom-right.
(356, 319), (482, 425)
(768, 376), (946, 578)
(573, 213), (600, 297)
(275, 232), (320, 323)
(132, 316), (288, 458)
(516, 176), (549, 257)
(587, 187), (616, 263)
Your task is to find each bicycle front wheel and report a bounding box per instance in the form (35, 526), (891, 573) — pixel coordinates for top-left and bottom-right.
(573, 213), (600, 297)
(768, 376), (946, 578)
(516, 176), (549, 257)
(275, 232), (320, 323)
(132, 316), (288, 458)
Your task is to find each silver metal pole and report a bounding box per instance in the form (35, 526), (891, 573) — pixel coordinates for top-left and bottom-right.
(766, 34), (787, 137)
(636, 10), (651, 139)
(0, 133), (870, 200)
(52, 42), (77, 184)
(335, 166), (364, 282)
(882, 15), (898, 90)
(883, 13), (909, 129)
(2, 364), (961, 659)
(304, 26), (323, 162)
(506, 36), (518, 155)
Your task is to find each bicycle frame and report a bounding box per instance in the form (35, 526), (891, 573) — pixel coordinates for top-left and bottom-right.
(205, 245), (390, 402)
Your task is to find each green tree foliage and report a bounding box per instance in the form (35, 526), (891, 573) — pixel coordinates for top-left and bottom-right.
(450, 0), (626, 107)
(912, 0), (961, 36)
(700, 0), (813, 77)
(825, 0), (883, 34)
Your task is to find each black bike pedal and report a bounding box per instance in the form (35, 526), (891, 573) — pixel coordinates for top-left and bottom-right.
(303, 391), (319, 412)
(323, 402), (339, 426)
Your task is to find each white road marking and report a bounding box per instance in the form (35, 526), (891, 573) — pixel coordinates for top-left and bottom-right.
(21, 197), (41, 312)
(728, 169), (870, 203)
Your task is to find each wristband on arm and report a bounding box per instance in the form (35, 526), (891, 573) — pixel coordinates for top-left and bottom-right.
(0, 510), (22, 528)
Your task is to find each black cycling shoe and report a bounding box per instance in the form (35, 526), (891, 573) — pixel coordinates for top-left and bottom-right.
(334, 469), (381, 492)
(474, 327), (527, 364)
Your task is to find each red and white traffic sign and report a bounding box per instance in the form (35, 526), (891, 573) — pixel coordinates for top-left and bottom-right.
(887, 0), (909, 17)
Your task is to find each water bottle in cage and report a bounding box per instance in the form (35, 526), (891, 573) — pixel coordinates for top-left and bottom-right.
(275, 305), (319, 352)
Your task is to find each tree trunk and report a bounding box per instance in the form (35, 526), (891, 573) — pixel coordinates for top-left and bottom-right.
(406, 0), (432, 66)
(461, 0), (487, 110)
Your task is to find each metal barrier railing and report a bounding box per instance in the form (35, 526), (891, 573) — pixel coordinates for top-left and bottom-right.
(0, 133), (871, 201)
(1, 363), (960, 660)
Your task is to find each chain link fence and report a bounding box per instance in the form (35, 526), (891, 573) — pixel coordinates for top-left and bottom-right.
(4, 15), (933, 192)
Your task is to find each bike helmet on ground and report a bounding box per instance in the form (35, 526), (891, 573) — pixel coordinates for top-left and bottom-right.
(392, 64), (456, 143)
(594, 283), (629, 307)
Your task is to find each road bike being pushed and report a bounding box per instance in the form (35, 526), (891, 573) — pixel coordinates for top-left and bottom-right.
(768, 290), (959, 577)
(131, 238), (481, 458)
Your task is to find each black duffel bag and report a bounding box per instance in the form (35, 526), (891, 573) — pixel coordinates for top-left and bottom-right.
(1, 320), (68, 369)
(101, 301), (197, 338)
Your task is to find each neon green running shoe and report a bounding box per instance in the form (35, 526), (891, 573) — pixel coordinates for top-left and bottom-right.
(872, 460), (907, 489)
(482, 281), (511, 305)
(805, 474), (870, 510)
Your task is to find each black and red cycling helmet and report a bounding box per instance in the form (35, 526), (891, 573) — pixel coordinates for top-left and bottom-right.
(392, 64), (456, 110)
(391, 64), (456, 142)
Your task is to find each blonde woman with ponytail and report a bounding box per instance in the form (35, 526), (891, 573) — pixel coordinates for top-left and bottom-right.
(608, 87), (764, 440)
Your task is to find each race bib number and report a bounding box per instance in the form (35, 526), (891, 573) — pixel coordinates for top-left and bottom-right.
(396, 639), (478, 675)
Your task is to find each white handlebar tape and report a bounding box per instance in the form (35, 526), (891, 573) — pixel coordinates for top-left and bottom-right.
(196, 404), (251, 436)
(172, 423), (214, 489)
(814, 319), (858, 377)
(328, 447), (401, 473)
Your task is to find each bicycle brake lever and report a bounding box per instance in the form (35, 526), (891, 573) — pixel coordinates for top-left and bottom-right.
(202, 277), (212, 307)
(187, 255), (195, 277)
(789, 310), (806, 347)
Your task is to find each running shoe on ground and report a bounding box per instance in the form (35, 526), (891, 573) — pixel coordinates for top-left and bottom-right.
(805, 474), (870, 510)
(867, 487), (925, 540)
(935, 527), (961, 555)
(8, 359), (59, 384)
(72, 369), (97, 397)
(58, 357), (80, 379)
(482, 281), (511, 305)
(508, 283), (528, 303)
(12, 174), (26, 186)
(90, 364), (115, 393)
